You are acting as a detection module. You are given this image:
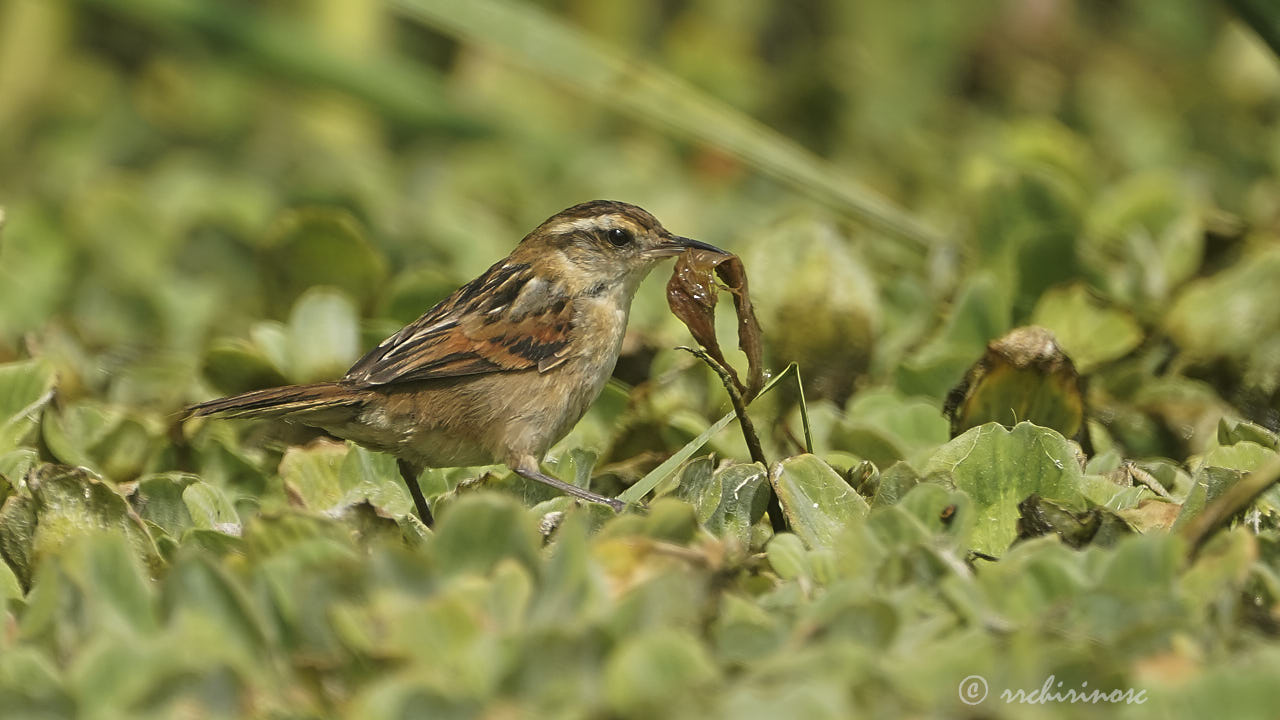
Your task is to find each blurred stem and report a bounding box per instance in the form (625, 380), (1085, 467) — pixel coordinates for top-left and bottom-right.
(312, 0), (383, 54)
(389, 0), (943, 251)
(1226, 0), (1280, 59)
(74, 0), (482, 132)
(0, 0), (70, 137)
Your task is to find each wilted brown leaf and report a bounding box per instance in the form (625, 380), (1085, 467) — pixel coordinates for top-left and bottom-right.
(667, 250), (764, 401)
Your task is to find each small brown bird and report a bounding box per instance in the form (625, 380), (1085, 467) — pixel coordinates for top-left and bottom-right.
(186, 200), (725, 522)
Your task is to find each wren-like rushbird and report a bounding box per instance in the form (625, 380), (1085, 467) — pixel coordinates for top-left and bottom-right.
(186, 200), (726, 523)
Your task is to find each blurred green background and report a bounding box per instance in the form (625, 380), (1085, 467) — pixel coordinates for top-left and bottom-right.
(2, 0), (1278, 428)
(5, 0), (1280, 717)
(4, 0), (1280, 459)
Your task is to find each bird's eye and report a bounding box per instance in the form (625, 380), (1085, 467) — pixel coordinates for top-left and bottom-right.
(605, 228), (632, 247)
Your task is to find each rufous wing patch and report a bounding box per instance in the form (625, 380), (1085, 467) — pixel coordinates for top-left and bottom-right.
(344, 260), (576, 387)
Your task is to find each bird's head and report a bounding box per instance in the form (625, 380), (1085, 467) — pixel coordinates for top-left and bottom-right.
(515, 200), (726, 294)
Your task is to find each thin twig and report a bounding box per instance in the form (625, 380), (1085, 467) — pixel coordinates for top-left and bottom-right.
(678, 346), (787, 533)
(678, 346), (766, 466)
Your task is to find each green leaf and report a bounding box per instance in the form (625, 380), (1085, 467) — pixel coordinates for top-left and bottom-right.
(1196, 441), (1277, 474)
(672, 456), (720, 524)
(604, 629), (719, 718)
(1081, 172), (1204, 311)
(1166, 249), (1280, 363)
(242, 508), (356, 560)
(286, 288), (361, 383)
(0, 359), (55, 453)
(621, 413), (737, 506)
(261, 207), (387, 313)
(529, 510), (599, 625)
(59, 531), (157, 635)
(837, 389), (949, 468)
(199, 338), (290, 396)
(770, 454), (870, 548)
(639, 498), (699, 545)
(1180, 529), (1255, 612)
(160, 553), (272, 656)
(0, 494), (37, 590)
(0, 209), (74, 340)
(869, 462), (922, 507)
(703, 463), (769, 546)
(1030, 283), (1143, 371)
(340, 445), (412, 516)
(1015, 493), (1132, 549)
(897, 272), (1011, 399)
(0, 448), (37, 486)
(740, 219), (880, 401)
(974, 537), (1087, 623)
(41, 402), (159, 480)
(26, 465), (161, 573)
(924, 422), (1084, 555)
(0, 646), (72, 717)
(41, 408), (118, 471)
(711, 592), (785, 663)
(430, 493), (541, 577)
(129, 472), (199, 539)
(972, 162), (1085, 316)
(279, 441), (349, 512)
(248, 321), (291, 375)
(803, 586), (899, 650)
(1217, 418), (1279, 451)
(80, 0), (478, 134)
(897, 482), (976, 545)
(765, 532), (810, 582)
(182, 482), (241, 534)
(1173, 466), (1241, 530)
(545, 447), (598, 490)
(0, 554), (19, 600)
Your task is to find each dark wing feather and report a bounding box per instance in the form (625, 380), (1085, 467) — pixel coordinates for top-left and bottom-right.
(344, 261), (576, 387)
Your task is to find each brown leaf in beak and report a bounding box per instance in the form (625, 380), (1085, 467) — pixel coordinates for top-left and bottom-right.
(667, 249), (765, 401)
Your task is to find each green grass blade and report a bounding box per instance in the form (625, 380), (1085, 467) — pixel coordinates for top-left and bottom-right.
(794, 367), (813, 455)
(388, 0), (942, 250)
(619, 364), (798, 505)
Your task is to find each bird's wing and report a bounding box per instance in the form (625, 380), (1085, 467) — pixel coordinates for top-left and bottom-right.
(343, 261), (576, 387)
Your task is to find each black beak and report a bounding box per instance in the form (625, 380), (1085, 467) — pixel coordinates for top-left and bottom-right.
(644, 233), (730, 260)
(671, 235), (729, 254)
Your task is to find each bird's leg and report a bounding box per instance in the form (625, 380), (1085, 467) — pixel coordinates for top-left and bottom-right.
(397, 459), (434, 527)
(511, 456), (625, 512)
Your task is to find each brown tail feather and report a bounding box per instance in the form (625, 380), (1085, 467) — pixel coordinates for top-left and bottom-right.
(185, 382), (366, 420)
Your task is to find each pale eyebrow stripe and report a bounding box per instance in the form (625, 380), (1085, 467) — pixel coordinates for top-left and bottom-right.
(543, 214), (638, 235)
